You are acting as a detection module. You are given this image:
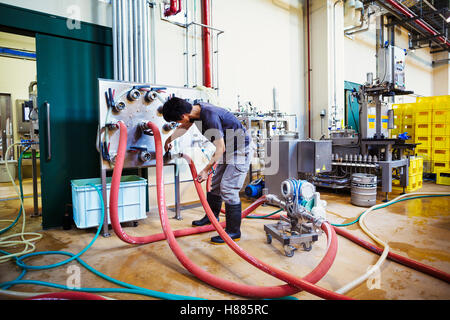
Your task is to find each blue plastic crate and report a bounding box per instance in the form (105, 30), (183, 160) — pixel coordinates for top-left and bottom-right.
(71, 175), (147, 229)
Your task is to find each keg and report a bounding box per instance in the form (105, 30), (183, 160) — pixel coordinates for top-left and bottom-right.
(351, 173), (377, 207)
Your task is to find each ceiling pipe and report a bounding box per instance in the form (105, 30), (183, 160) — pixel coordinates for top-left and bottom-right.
(381, 0), (450, 48)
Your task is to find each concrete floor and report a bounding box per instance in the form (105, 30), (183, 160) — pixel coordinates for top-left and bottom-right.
(0, 178), (449, 300)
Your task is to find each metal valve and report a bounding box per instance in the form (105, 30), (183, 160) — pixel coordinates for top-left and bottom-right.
(139, 151), (153, 162)
(140, 122), (154, 136)
(114, 101), (126, 112)
(127, 88), (141, 101)
(145, 91), (158, 102)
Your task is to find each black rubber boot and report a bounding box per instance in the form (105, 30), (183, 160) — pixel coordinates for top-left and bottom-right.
(211, 202), (242, 245)
(192, 192), (222, 227)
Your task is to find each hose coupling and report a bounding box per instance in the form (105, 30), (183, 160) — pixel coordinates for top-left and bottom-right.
(265, 194), (286, 209)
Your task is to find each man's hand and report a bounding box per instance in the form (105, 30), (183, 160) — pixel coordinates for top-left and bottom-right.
(196, 169), (209, 183)
(164, 138), (172, 153)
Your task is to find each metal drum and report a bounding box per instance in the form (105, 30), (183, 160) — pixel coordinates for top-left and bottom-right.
(351, 173), (377, 207)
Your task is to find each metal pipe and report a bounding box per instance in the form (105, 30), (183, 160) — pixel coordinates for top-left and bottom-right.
(150, 1), (157, 83)
(332, 0), (343, 132)
(112, 0), (118, 80)
(133, 0), (139, 82)
(381, 0), (450, 48)
(128, 0), (135, 82)
(193, 0), (198, 87)
(122, 0), (129, 81)
(185, 0), (190, 87)
(144, 0), (150, 83)
(118, 0), (124, 81)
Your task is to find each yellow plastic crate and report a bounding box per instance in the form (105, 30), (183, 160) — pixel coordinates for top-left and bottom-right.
(416, 156), (423, 174)
(402, 124), (415, 137)
(416, 147), (432, 161)
(415, 123), (431, 136)
(402, 104), (415, 125)
(423, 160), (432, 173)
(432, 148), (450, 162)
(415, 136), (431, 148)
(432, 123), (450, 136)
(432, 109), (450, 123)
(415, 110), (433, 124)
(436, 170), (450, 186)
(433, 96), (450, 110)
(432, 136), (450, 149)
(409, 157), (418, 175)
(393, 173), (422, 192)
(392, 104), (404, 122)
(416, 97), (435, 104)
(432, 161), (450, 173)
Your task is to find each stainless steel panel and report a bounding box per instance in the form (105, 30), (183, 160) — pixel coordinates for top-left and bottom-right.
(297, 140), (332, 174)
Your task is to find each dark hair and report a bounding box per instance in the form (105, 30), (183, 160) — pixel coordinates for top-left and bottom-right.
(162, 97), (193, 122)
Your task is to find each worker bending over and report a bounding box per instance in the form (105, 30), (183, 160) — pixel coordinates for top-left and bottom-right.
(162, 97), (253, 244)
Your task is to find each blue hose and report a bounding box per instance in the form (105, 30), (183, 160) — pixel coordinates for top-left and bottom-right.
(331, 194), (450, 227)
(0, 183), (297, 300)
(0, 146), (29, 235)
(0, 183), (203, 300)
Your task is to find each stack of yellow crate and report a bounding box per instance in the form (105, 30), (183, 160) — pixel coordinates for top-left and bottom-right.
(390, 103), (405, 139)
(433, 95), (450, 184)
(414, 97), (434, 173)
(392, 156), (423, 192)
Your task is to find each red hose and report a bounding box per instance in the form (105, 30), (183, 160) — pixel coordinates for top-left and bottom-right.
(181, 153), (351, 300)
(334, 227), (450, 284)
(249, 212), (450, 284)
(109, 122), (267, 244)
(109, 121), (347, 299)
(26, 292), (106, 300)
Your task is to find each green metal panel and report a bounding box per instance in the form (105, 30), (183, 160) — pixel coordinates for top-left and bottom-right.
(0, 3), (112, 46)
(36, 33), (112, 229)
(344, 81), (361, 133)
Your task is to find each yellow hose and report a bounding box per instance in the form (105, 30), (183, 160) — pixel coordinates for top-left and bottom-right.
(0, 143), (42, 264)
(336, 191), (450, 294)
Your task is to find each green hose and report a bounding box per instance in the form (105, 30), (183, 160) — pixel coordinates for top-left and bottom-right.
(0, 146), (29, 235)
(331, 194), (450, 227)
(0, 183), (297, 300)
(246, 208), (283, 219)
(0, 183), (203, 300)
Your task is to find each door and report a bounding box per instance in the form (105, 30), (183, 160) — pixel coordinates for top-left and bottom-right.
(345, 89), (360, 133)
(0, 94), (13, 160)
(36, 34), (112, 229)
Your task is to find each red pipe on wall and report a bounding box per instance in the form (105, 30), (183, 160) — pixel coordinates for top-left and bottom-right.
(164, 0), (182, 17)
(201, 0), (212, 87)
(306, 0), (312, 138)
(384, 0), (450, 47)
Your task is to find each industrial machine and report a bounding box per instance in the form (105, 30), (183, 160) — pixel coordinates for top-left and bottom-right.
(96, 79), (215, 235)
(264, 179), (327, 257)
(307, 15), (416, 201)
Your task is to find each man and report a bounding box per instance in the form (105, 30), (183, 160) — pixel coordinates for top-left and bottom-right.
(162, 97), (252, 245)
